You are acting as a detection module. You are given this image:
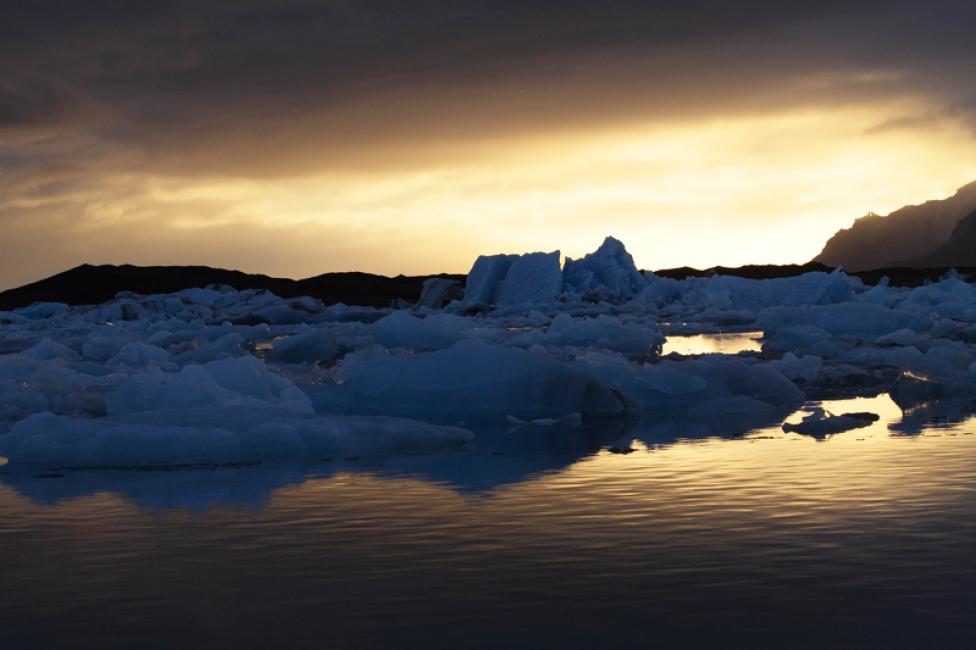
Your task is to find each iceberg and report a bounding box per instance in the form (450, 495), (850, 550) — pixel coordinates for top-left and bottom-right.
(310, 340), (626, 421)
(563, 236), (647, 301)
(463, 251), (562, 307)
(3, 234), (976, 467)
(0, 411), (473, 468)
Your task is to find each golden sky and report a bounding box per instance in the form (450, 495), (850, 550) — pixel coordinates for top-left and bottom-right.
(2, 2), (975, 289)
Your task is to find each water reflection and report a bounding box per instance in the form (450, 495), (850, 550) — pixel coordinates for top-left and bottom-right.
(1, 394), (971, 510)
(1, 400), (975, 648)
(0, 422), (625, 509)
(662, 331), (763, 356)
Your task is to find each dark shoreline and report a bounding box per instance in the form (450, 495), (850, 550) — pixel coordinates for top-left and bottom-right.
(2, 261), (973, 311)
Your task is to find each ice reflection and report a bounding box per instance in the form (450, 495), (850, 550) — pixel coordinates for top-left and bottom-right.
(1, 394), (973, 512)
(1, 405), (975, 649)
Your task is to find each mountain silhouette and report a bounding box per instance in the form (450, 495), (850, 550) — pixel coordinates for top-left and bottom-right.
(815, 180), (976, 271)
(0, 264), (464, 311)
(903, 207), (976, 268)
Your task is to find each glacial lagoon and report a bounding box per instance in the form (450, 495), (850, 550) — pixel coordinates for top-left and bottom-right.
(3, 386), (975, 649)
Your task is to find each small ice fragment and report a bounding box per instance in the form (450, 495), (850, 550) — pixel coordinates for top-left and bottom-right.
(782, 409), (879, 437)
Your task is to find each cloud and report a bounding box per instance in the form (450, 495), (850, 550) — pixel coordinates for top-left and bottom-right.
(2, 1), (976, 287)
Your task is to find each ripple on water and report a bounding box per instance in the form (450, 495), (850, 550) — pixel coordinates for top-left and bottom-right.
(1, 407), (975, 649)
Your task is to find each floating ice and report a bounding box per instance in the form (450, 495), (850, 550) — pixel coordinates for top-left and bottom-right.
(311, 340), (626, 421)
(266, 329), (340, 364)
(369, 311), (476, 350)
(417, 277), (463, 309)
(463, 251), (562, 307)
(0, 411), (473, 468)
(563, 236), (647, 301)
(2, 236), (976, 466)
(782, 408), (879, 438)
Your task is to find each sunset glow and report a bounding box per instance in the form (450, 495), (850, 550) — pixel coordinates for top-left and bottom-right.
(2, 2), (975, 287)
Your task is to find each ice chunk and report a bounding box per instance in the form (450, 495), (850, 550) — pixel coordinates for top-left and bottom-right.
(108, 342), (172, 368)
(417, 278), (463, 309)
(13, 302), (71, 320)
(249, 304), (314, 325)
(769, 352), (822, 384)
(496, 252), (562, 306)
(782, 408), (879, 438)
(463, 254), (518, 305)
(463, 251), (562, 306)
(0, 411), (473, 468)
(81, 334), (125, 362)
(0, 381), (50, 420)
(21, 339), (79, 362)
(105, 356), (314, 416)
(574, 354), (804, 417)
(875, 328), (924, 347)
(688, 396), (786, 418)
(267, 329), (340, 364)
(563, 236), (647, 301)
(369, 311), (476, 350)
(633, 364), (708, 395)
(173, 332), (246, 364)
(515, 313), (663, 357)
(758, 303), (931, 341)
(312, 340), (625, 421)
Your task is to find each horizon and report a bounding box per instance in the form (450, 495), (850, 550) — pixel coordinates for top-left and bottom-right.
(3, 2), (976, 288)
(0, 222), (957, 294)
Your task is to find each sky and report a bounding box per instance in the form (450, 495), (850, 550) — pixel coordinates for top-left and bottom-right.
(2, 1), (975, 289)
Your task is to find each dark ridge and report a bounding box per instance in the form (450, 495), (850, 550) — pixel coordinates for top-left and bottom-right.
(902, 208), (976, 269)
(814, 180), (976, 272)
(3, 259), (975, 312)
(654, 261), (832, 281)
(652, 265), (710, 279)
(848, 266), (976, 287)
(294, 271), (465, 308)
(652, 262), (976, 287)
(0, 264), (464, 311)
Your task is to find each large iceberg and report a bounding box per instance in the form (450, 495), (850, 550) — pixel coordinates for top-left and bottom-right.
(463, 251), (562, 307)
(0, 411), (473, 468)
(309, 340), (626, 422)
(563, 236), (648, 301)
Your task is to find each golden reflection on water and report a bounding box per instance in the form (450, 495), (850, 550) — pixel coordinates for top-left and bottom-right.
(258, 403), (976, 547)
(662, 331), (763, 356)
(782, 394), (903, 433)
(1, 408), (975, 649)
(0, 395), (971, 526)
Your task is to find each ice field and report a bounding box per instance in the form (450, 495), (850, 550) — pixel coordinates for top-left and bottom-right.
(2, 237), (976, 467)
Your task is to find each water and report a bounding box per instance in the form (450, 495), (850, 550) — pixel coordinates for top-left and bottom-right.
(2, 396), (974, 649)
(662, 330), (763, 355)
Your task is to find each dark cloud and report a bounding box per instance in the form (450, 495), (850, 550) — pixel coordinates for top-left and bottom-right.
(1, 1), (974, 175)
(2, 1), (976, 286)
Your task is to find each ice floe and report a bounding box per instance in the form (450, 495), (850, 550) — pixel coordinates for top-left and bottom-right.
(3, 236), (976, 466)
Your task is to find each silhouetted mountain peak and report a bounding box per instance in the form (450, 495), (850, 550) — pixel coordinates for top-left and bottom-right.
(815, 180), (976, 271)
(905, 207), (976, 268)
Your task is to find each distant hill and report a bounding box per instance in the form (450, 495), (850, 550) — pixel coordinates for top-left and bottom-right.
(0, 264), (464, 311)
(815, 181), (976, 271)
(655, 261), (832, 281)
(904, 207), (976, 268)
(653, 262), (975, 287)
(3, 256), (974, 313)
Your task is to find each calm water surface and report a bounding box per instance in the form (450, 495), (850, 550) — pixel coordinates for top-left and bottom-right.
(662, 331), (763, 356)
(2, 397), (975, 648)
